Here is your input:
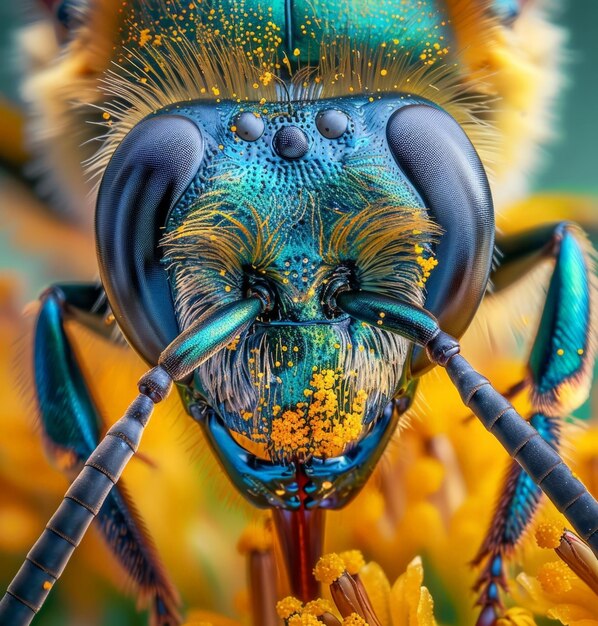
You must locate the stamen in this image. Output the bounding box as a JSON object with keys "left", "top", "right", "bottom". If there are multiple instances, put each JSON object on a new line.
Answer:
{"left": 339, "top": 551, "right": 366, "bottom": 576}
{"left": 304, "top": 599, "right": 334, "bottom": 615}
{"left": 276, "top": 597, "right": 304, "bottom": 620}
{"left": 237, "top": 519, "right": 274, "bottom": 554}
{"left": 535, "top": 524, "right": 598, "bottom": 595}
{"left": 313, "top": 554, "right": 346, "bottom": 586}
{"left": 313, "top": 554, "right": 382, "bottom": 626}
{"left": 535, "top": 522, "right": 563, "bottom": 550}
{"left": 555, "top": 530, "right": 598, "bottom": 595}
{"left": 536, "top": 561, "right": 575, "bottom": 594}
{"left": 238, "top": 520, "right": 278, "bottom": 626}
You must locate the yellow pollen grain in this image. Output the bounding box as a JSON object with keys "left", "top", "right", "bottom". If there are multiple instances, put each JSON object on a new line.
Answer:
{"left": 578, "top": 348, "right": 584, "bottom": 355}
{"left": 230, "top": 125, "right": 237, "bottom": 132}
{"left": 212, "top": 87, "right": 220, "bottom": 96}
{"left": 42, "top": 581, "right": 52, "bottom": 590}
{"left": 557, "top": 348, "right": 565, "bottom": 356}
{"left": 535, "top": 522, "right": 564, "bottom": 549}
{"left": 339, "top": 550, "right": 365, "bottom": 575}
{"left": 102, "top": 112, "right": 111, "bottom": 120}
{"left": 138, "top": 28, "right": 152, "bottom": 47}
{"left": 224, "top": 285, "right": 232, "bottom": 292}
{"left": 537, "top": 560, "right": 575, "bottom": 594}
{"left": 380, "top": 68, "right": 388, "bottom": 76}
{"left": 276, "top": 596, "right": 304, "bottom": 619}
{"left": 260, "top": 71, "right": 274, "bottom": 85}
{"left": 314, "top": 553, "right": 346, "bottom": 585}
{"left": 270, "top": 409, "right": 309, "bottom": 454}
{"left": 293, "top": 48, "right": 301, "bottom": 56}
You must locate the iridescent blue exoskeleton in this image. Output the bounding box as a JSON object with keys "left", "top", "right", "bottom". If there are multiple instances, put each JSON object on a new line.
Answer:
{"left": 1, "top": 0, "right": 597, "bottom": 625}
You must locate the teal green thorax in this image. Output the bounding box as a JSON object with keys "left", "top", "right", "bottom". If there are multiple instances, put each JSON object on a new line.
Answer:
{"left": 118, "top": 0, "right": 454, "bottom": 82}
{"left": 200, "top": 0, "right": 451, "bottom": 65}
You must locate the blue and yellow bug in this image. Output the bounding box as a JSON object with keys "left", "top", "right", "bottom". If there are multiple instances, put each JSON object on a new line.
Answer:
{"left": 1, "top": 0, "right": 597, "bottom": 624}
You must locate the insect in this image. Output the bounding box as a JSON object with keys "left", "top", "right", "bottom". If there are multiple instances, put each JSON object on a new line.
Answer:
{"left": 1, "top": 0, "right": 597, "bottom": 624}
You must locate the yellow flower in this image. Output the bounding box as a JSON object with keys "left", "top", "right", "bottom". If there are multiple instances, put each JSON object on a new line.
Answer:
{"left": 387, "top": 557, "right": 437, "bottom": 626}
{"left": 516, "top": 569, "right": 598, "bottom": 626}
{"left": 496, "top": 607, "right": 537, "bottom": 626}
{"left": 511, "top": 526, "right": 598, "bottom": 625}
{"left": 306, "top": 551, "right": 438, "bottom": 626}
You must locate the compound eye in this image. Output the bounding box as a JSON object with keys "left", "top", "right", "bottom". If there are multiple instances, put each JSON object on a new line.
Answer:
{"left": 316, "top": 109, "right": 349, "bottom": 139}
{"left": 234, "top": 112, "right": 265, "bottom": 142}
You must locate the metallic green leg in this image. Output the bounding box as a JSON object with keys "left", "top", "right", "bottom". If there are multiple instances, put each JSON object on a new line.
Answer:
{"left": 335, "top": 290, "right": 598, "bottom": 557}
{"left": 0, "top": 293, "right": 265, "bottom": 625}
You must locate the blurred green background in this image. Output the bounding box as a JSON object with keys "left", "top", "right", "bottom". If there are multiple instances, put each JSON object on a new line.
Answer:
{"left": 0, "top": 0, "right": 597, "bottom": 296}
{"left": 1, "top": 0, "right": 597, "bottom": 195}
{"left": 533, "top": 0, "right": 598, "bottom": 195}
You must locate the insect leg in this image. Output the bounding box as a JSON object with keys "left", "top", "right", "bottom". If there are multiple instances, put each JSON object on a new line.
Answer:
{"left": 33, "top": 283, "right": 181, "bottom": 625}
{"left": 470, "top": 422, "right": 554, "bottom": 625}
{"left": 470, "top": 221, "right": 596, "bottom": 624}
{"left": 0, "top": 294, "right": 266, "bottom": 625}
{"left": 334, "top": 291, "right": 598, "bottom": 555}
